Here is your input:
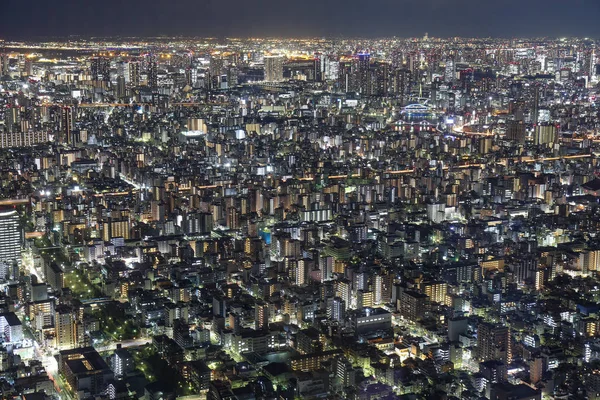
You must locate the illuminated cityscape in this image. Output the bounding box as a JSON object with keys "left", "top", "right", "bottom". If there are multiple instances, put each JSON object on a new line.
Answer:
{"left": 1, "top": 33, "right": 600, "bottom": 400}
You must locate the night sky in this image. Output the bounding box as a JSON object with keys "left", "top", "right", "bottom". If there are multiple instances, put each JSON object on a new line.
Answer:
{"left": 3, "top": 0, "right": 600, "bottom": 39}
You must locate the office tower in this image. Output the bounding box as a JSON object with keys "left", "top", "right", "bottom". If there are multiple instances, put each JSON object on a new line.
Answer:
{"left": 264, "top": 55, "right": 284, "bottom": 82}
{"left": 0, "top": 208, "right": 23, "bottom": 267}
{"left": 129, "top": 61, "right": 140, "bottom": 86}
{"left": 476, "top": 322, "right": 511, "bottom": 363}
{"left": 357, "top": 53, "right": 371, "bottom": 95}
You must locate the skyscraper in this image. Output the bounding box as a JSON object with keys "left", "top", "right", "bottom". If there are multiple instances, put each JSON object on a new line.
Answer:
{"left": 357, "top": 53, "right": 371, "bottom": 95}
{"left": 116, "top": 75, "right": 126, "bottom": 99}
{"left": 61, "top": 107, "right": 73, "bottom": 144}
{"left": 445, "top": 57, "right": 456, "bottom": 83}
{"left": 147, "top": 55, "right": 158, "bottom": 90}
{"left": 129, "top": 61, "right": 141, "bottom": 86}
{"left": 532, "top": 85, "right": 540, "bottom": 125}
{"left": 264, "top": 55, "right": 284, "bottom": 82}
{"left": 338, "top": 59, "right": 355, "bottom": 92}
{"left": 0, "top": 208, "right": 23, "bottom": 266}
{"left": 91, "top": 57, "right": 110, "bottom": 82}
{"left": 372, "top": 61, "right": 389, "bottom": 96}
{"left": 0, "top": 54, "right": 9, "bottom": 76}
{"left": 392, "top": 68, "right": 411, "bottom": 105}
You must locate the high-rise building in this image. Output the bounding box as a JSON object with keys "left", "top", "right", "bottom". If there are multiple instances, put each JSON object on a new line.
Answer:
{"left": 337, "top": 59, "right": 355, "bottom": 92}
{"left": 112, "top": 347, "right": 134, "bottom": 379}
{"left": 476, "top": 322, "right": 511, "bottom": 363}
{"left": 255, "top": 301, "right": 269, "bottom": 331}
{"left": 445, "top": 57, "right": 456, "bottom": 82}
{"left": 128, "top": 61, "right": 140, "bottom": 86}
{"left": 147, "top": 55, "right": 158, "bottom": 89}
{"left": 327, "top": 297, "right": 345, "bottom": 322}
{"left": 0, "top": 54, "right": 9, "bottom": 76}
{"left": 398, "top": 290, "right": 428, "bottom": 321}
{"left": 55, "top": 305, "right": 82, "bottom": 350}
{"left": 392, "top": 68, "right": 411, "bottom": 105}
{"left": 4, "top": 106, "right": 20, "bottom": 133}
{"left": 532, "top": 85, "right": 540, "bottom": 125}
{"left": 264, "top": 55, "right": 284, "bottom": 82}
{"left": 116, "top": 75, "right": 126, "bottom": 99}
{"left": 506, "top": 120, "right": 526, "bottom": 143}
{"left": 357, "top": 53, "right": 371, "bottom": 95}
{"left": 530, "top": 356, "right": 544, "bottom": 385}
{"left": 357, "top": 290, "right": 374, "bottom": 309}
{"left": 372, "top": 61, "right": 389, "bottom": 96}
{"left": 0, "top": 208, "right": 22, "bottom": 266}
{"left": 422, "top": 281, "right": 448, "bottom": 305}
{"left": 91, "top": 57, "right": 110, "bottom": 82}
{"left": 22, "top": 59, "right": 32, "bottom": 76}
{"left": 533, "top": 123, "right": 557, "bottom": 146}
{"left": 61, "top": 107, "right": 73, "bottom": 144}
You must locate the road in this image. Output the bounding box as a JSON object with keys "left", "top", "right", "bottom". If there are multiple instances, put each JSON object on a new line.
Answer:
{"left": 93, "top": 337, "right": 151, "bottom": 353}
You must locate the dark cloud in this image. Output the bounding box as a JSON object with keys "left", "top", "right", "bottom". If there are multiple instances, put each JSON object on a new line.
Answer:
{"left": 2, "top": 0, "right": 600, "bottom": 38}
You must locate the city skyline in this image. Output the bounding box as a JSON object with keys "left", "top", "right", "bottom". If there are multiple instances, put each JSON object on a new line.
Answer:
{"left": 1, "top": 27, "right": 600, "bottom": 400}
{"left": 3, "top": 0, "right": 600, "bottom": 39}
